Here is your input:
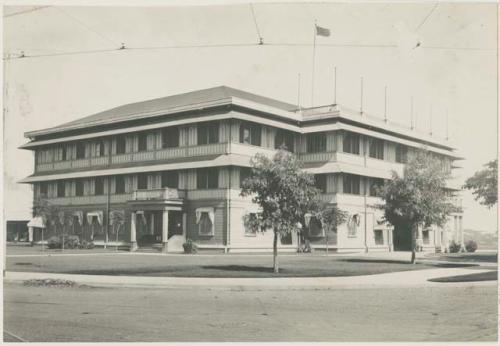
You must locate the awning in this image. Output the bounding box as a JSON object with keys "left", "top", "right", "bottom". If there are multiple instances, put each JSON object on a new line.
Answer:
{"left": 86, "top": 211, "right": 103, "bottom": 226}
{"left": 27, "top": 216, "right": 45, "bottom": 228}
{"left": 196, "top": 207, "right": 215, "bottom": 224}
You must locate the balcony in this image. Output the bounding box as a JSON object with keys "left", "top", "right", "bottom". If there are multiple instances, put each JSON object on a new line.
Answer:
{"left": 132, "top": 188, "right": 186, "bottom": 201}
{"left": 43, "top": 194, "right": 131, "bottom": 206}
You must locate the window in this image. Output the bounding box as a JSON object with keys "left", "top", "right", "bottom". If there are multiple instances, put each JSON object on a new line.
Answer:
{"left": 343, "top": 132, "right": 360, "bottom": 155}
{"left": 57, "top": 181, "right": 66, "bottom": 197}
{"left": 75, "top": 180, "right": 84, "bottom": 196}
{"left": 137, "top": 174, "right": 148, "bottom": 190}
{"left": 395, "top": 144, "right": 408, "bottom": 163}
{"left": 314, "top": 174, "right": 327, "bottom": 193}
{"left": 244, "top": 213, "right": 258, "bottom": 236}
{"left": 369, "top": 178, "right": 384, "bottom": 196}
{"left": 161, "top": 171, "right": 179, "bottom": 188}
{"left": 197, "top": 122, "right": 219, "bottom": 145}
{"left": 116, "top": 136, "right": 126, "bottom": 154}
{"left": 39, "top": 182, "right": 48, "bottom": 196}
{"left": 199, "top": 212, "right": 214, "bottom": 236}
{"left": 95, "top": 140, "right": 105, "bottom": 157}
{"left": 309, "top": 217, "right": 324, "bottom": 237}
{"left": 343, "top": 174, "right": 360, "bottom": 195}
{"left": 76, "top": 143, "right": 86, "bottom": 159}
{"left": 197, "top": 168, "right": 219, "bottom": 189}
{"left": 369, "top": 138, "right": 384, "bottom": 159}
{"left": 115, "top": 176, "right": 125, "bottom": 194}
{"left": 422, "top": 230, "right": 430, "bottom": 245}
{"left": 240, "top": 167, "right": 252, "bottom": 188}
{"left": 162, "top": 127, "right": 179, "bottom": 148}
{"left": 94, "top": 177, "right": 104, "bottom": 195}
{"left": 239, "top": 122, "right": 261, "bottom": 146}
{"left": 306, "top": 133, "right": 326, "bottom": 153}
{"left": 275, "top": 129, "right": 295, "bottom": 152}
{"left": 60, "top": 146, "right": 69, "bottom": 161}
{"left": 138, "top": 133, "right": 148, "bottom": 152}
{"left": 374, "top": 229, "right": 384, "bottom": 245}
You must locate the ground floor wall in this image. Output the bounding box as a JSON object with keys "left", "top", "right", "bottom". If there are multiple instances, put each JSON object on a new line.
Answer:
{"left": 30, "top": 196, "right": 463, "bottom": 254}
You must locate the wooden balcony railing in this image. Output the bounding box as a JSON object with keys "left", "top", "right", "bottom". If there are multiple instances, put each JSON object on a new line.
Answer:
{"left": 132, "top": 188, "right": 185, "bottom": 200}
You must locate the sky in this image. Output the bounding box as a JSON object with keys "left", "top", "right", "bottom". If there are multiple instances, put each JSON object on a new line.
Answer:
{"left": 3, "top": 1, "right": 498, "bottom": 232}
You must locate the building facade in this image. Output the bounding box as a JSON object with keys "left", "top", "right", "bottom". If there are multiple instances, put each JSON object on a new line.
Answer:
{"left": 20, "top": 86, "right": 464, "bottom": 253}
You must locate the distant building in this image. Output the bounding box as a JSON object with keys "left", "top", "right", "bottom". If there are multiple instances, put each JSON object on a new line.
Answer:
{"left": 20, "top": 86, "right": 464, "bottom": 253}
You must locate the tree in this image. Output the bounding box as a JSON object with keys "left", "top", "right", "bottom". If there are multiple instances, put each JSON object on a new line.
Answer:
{"left": 463, "top": 159, "right": 497, "bottom": 208}
{"left": 240, "top": 150, "right": 320, "bottom": 273}
{"left": 377, "top": 150, "right": 458, "bottom": 264}
{"left": 313, "top": 203, "right": 348, "bottom": 254}
{"left": 110, "top": 210, "right": 125, "bottom": 251}
{"left": 32, "top": 197, "right": 59, "bottom": 249}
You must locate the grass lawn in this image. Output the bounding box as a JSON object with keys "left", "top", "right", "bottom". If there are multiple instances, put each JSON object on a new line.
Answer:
{"left": 6, "top": 245, "right": 482, "bottom": 278}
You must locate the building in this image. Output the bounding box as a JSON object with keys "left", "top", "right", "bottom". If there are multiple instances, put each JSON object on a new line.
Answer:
{"left": 20, "top": 86, "right": 464, "bottom": 253}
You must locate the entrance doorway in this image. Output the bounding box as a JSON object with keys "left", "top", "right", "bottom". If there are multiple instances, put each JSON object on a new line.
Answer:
{"left": 137, "top": 211, "right": 164, "bottom": 247}
{"left": 168, "top": 211, "right": 183, "bottom": 239}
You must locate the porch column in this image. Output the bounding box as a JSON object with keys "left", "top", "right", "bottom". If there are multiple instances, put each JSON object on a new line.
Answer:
{"left": 28, "top": 227, "right": 34, "bottom": 246}
{"left": 417, "top": 225, "right": 423, "bottom": 251}
{"left": 182, "top": 212, "right": 187, "bottom": 237}
{"left": 130, "top": 211, "right": 138, "bottom": 252}
{"left": 162, "top": 210, "right": 169, "bottom": 253}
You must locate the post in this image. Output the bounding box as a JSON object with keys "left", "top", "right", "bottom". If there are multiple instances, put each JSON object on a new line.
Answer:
{"left": 360, "top": 76, "right": 364, "bottom": 114}
{"left": 297, "top": 73, "right": 301, "bottom": 110}
{"left": 384, "top": 86, "right": 388, "bottom": 122}
{"left": 130, "top": 211, "right": 137, "bottom": 252}
{"left": 311, "top": 20, "right": 317, "bottom": 107}
{"left": 410, "top": 96, "right": 414, "bottom": 130}
{"left": 28, "top": 227, "right": 34, "bottom": 246}
{"left": 162, "top": 210, "right": 169, "bottom": 253}
{"left": 333, "top": 66, "right": 337, "bottom": 105}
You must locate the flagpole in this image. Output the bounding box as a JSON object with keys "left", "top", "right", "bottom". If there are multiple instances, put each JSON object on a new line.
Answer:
{"left": 297, "top": 73, "right": 302, "bottom": 111}
{"left": 311, "top": 20, "right": 317, "bottom": 107}
{"left": 334, "top": 66, "right": 337, "bottom": 105}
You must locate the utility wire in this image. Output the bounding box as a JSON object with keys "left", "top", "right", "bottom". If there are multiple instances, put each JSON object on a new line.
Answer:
{"left": 4, "top": 6, "right": 51, "bottom": 18}
{"left": 54, "top": 7, "right": 119, "bottom": 47}
{"left": 415, "top": 2, "right": 439, "bottom": 33}
{"left": 250, "top": 3, "right": 264, "bottom": 45}
{"left": 4, "top": 41, "right": 495, "bottom": 61}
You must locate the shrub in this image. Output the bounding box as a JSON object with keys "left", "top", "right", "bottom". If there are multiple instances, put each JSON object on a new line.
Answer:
{"left": 64, "top": 235, "right": 80, "bottom": 249}
{"left": 448, "top": 240, "right": 462, "bottom": 253}
{"left": 465, "top": 240, "right": 478, "bottom": 253}
{"left": 47, "top": 236, "right": 62, "bottom": 249}
{"left": 79, "top": 240, "right": 95, "bottom": 250}
{"left": 183, "top": 239, "right": 198, "bottom": 254}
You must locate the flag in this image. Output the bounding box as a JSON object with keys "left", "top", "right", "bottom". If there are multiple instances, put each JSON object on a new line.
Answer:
{"left": 315, "top": 25, "right": 330, "bottom": 37}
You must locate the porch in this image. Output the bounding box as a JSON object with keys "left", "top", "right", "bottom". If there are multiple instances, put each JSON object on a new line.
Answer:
{"left": 128, "top": 188, "right": 187, "bottom": 253}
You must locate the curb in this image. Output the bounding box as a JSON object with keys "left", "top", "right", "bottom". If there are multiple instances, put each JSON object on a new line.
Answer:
{"left": 4, "top": 268, "right": 496, "bottom": 290}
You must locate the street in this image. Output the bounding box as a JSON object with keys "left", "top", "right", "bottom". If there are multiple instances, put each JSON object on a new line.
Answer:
{"left": 3, "top": 282, "right": 497, "bottom": 342}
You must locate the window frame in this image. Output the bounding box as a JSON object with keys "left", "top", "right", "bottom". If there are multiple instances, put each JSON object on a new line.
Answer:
{"left": 57, "top": 181, "right": 66, "bottom": 197}
{"left": 137, "top": 133, "right": 148, "bottom": 152}
{"left": 161, "top": 127, "right": 180, "bottom": 148}
{"left": 239, "top": 122, "right": 262, "bottom": 146}
{"left": 275, "top": 129, "right": 295, "bottom": 152}
{"left": 198, "top": 212, "right": 214, "bottom": 236}
{"left": 94, "top": 177, "right": 105, "bottom": 195}
{"left": 314, "top": 174, "right": 327, "bottom": 193}
{"left": 343, "top": 174, "right": 361, "bottom": 195}
{"left": 115, "top": 176, "right": 126, "bottom": 194}
{"left": 116, "top": 136, "right": 127, "bottom": 154}
{"left": 395, "top": 144, "right": 408, "bottom": 163}
{"left": 137, "top": 174, "right": 148, "bottom": 190}
{"left": 161, "top": 171, "right": 179, "bottom": 189}
{"left": 306, "top": 133, "right": 327, "bottom": 153}
{"left": 76, "top": 143, "right": 86, "bottom": 160}
{"left": 342, "top": 132, "right": 360, "bottom": 155}
{"left": 197, "top": 168, "right": 219, "bottom": 189}
{"left": 368, "top": 137, "right": 384, "bottom": 160}
{"left": 75, "top": 180, "right": 84, "bottom": 196}
{"left": 197, "top": 122, "right": 219, "bottom": 145}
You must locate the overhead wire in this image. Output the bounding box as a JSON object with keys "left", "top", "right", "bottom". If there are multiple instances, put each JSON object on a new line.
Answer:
{"left": 4, "top": 6, "right": 51, "bottom": 18}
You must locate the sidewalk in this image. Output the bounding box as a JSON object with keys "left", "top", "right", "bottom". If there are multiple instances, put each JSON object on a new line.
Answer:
{"left": 4, "top": 267, "right": 496, "bottom": 290}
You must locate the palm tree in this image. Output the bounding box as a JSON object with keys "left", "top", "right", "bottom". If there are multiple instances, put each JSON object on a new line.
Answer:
{"left": 109, "top": 210, "right": 125, "bottom": 251}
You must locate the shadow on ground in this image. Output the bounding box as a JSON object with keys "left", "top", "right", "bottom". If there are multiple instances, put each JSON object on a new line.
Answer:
{"left": 340, "top": 258, "right": 479, "bottom": 268}
{"left": 428, "top": 270, "right": 497, "bottom": 283}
